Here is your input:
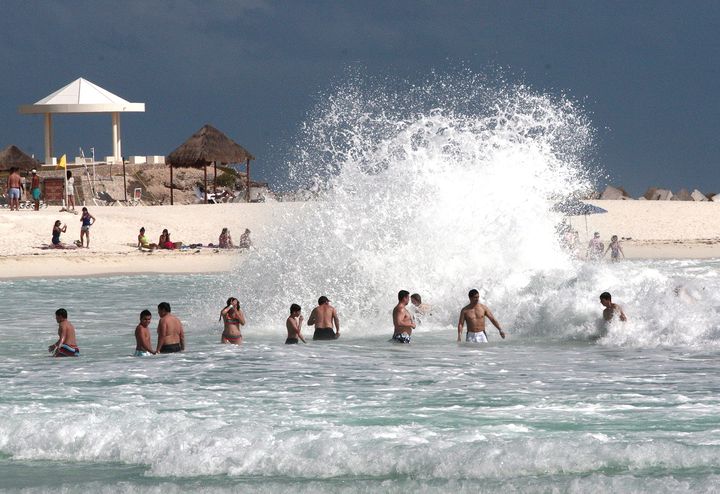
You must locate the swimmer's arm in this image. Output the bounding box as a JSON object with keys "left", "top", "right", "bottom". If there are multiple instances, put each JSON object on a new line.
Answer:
{"left": 307, "top": 308, "right": 317, "bottom": 326}
{"left": 457, "top": 311, "right": 465, "bottom": 342}
{"left": 618, "top": 306, "right": 627, "bottom": 322}
{"left": 179, "top": 325, "right": 185, "bottom": 351}
{"left": 49, "top": 325, "right": 67, "bottom": 353}
{"left": 155, "top": 321, "right": 166, "bottom": 353}
{"left": 485, "top": 308, "right": 505, "bottom": 339}
{"left": 237, "top": 308, "right": 246, "bottom": 326}
{"left": 332, "top": 309, "right": 340, "bottom": 336}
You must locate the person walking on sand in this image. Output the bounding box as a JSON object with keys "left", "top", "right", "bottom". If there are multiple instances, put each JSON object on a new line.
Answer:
{"left": 79, "top": 207, "right": 96, "bottom": 248}
{"left": 457, "top": 289, "right": 505, "bottom": 343}
{"left": 599, "top": 292, "right": 627, "bottom": 322}
{"left": 392, "top": 290, "right": 416, "bottom": 344}
{"left": 155, "top": 302, "right": 185, "bottom": 353}
{"left": 30, "top": 169, "right": 41, "bottom": 210}
{"left": 604, "top": 235, "right": 625, "bottom": 262}
{"left": 286, "top": 304, "right": 306, "bottom": 344}
{"left": 134, "top": 309, "right": 156, "bottom": 356}
{"left": 48, "top": 308, "right": 79, "bottom": 357}
{"left": 308, "top": 296, "right": 340, "bottom": 340}
{"left": 6, "top": 167, "right": 22, "bottom": 211}
{"left": 220, "top": 297, "right": 245, "bottom": 344}
{"left": 586, "top": 232, "right": 604, "bottom": 260}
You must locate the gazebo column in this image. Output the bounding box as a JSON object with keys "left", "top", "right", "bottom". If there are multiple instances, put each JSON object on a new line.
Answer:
{"left": 111, "top": 112, "right": 122, "bottom": 162}
{"left": 204, "top": 166, "right": 208, "bottom": 204}
{"left": 44, "top": 113, "right": 53, "bottom": 164}
{"left": 170, "top": 165, "right": 174, "bottom": 205}
{"left": 246, "top": 158, "right": 251, "bottom": 202}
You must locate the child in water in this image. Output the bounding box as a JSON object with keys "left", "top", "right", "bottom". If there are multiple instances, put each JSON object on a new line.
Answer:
{"left": 285, "top": 304, "right": 306, "bottom": 344}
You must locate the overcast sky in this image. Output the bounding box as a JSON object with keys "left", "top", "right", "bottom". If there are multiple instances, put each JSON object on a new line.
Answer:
{"left": 1, "top": 1, "right": 718, "bottom": 195}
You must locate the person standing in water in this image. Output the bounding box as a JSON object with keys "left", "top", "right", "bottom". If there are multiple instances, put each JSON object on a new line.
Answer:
{"left": 599, "top": 292, "right": 627, "bottom": 321}
{"left": 457, "top": 289, "right": 505, "bottom": 343}
{"left": 156, "top": 302, "right": 185, "bottom": 353}
{"left": 285, "top": 304, "right": 306, "bottom": 344}
{"left": 392, "top": 290, "right": 416, "bottom": 343}
{"left": 134, "top": 309, "right": 156, "bottom": 356}
{"left": 220, "top": 297, "right": 245, "bottom": 344}
{"left": 49, "top": 308, "right": 79, "bottom": 357}
{"left": 308, "top": 296, "right": 340, "bottom": 340}
{"left": 604, "top": 235, "right": 625, "bottom": 262}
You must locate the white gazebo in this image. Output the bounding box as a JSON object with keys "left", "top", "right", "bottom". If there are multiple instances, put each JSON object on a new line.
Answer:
{"left": 18, "top": 77, "right": 145, "bottom": 164}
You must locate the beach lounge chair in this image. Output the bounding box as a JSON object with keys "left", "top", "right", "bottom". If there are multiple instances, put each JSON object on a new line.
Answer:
{"left": 97, "top": 190, "right": 123, "bottom": 206}
{"left": 193, "top": 185, "right": 217, "bottom": 204}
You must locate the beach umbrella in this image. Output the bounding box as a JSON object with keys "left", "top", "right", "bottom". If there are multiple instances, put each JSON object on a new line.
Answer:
{"left": 551, "top": 199, "right": 608, "bottom": 234}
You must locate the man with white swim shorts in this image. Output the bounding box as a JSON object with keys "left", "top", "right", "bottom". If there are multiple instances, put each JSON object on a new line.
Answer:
{"left": 457, "top": 289, "right": 506, "bottom": 343}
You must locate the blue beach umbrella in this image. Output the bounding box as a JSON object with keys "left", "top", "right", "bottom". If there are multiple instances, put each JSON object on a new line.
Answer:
{"left": 551, "top": 199, "right": 608, "bottom": 234}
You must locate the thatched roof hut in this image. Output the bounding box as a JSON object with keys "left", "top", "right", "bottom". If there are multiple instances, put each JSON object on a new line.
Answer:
{"left": 166, "top": 124, "right": 255, "bottom": 204}
{"left": 0, "top": 145, "right": 40, "bottom": 172}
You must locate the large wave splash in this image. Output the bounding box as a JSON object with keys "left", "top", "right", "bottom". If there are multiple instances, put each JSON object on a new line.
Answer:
{"left": 225, "top": 72, "right": 598, "bottom": 334}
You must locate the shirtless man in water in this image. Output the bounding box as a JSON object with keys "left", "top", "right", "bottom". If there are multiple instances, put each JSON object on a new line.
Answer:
{"left": 49, "top": 308, "right": 79, "bottom": 357}
{"left": 156, "top": 302, "right": 185, "bottom": 353}
{"left": 457, "top": 289, "right": 505, "bottom": 343}
{"left": 307, "top": 296, "right": 340, "bottom": 340}
{"left": 392, "top": 290, "right": 416, "bottom": 343}
{"left": 599, "top": 292, "right": 627, "bottom": 322}
{"left": 134, "top": 310, "right": 156, "bottom": 356}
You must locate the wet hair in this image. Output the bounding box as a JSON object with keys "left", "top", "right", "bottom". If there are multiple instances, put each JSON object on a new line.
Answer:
{"left": 600, "top": 292, "right": 612, "bottom": 301}
{"left": 140, "top": 309, "right": 151, "bottom": 318}
{"left": 318, "top": 296, "right": 329, "bottom": 305}
{"left": 290, "top": 303, "right": 301, "bottom": 313}
{"left": 398, "top": 290, "right": 410, "bottom": 301}
{"left": 55, "top": 308, "right": 67, "bottom": 318}
{"left": 411, "top": 293, "right": 422, "bottom": 303}
{"left": 468, "top": 289, "right": 479, "bottom": 298}
{"left": 226, "top": 297, "right": 237, "bottom": 307}
{"left": 158, "top": 302, "right": 171, "bottom": 313}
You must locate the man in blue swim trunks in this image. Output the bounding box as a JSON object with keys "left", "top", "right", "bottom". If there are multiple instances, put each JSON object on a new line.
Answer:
{"left": 392, "top": 290, "right": 416, "bottom": 343}
{"left": 48, "top": 308, "right": 80, "bottom": 357}
{"left": 30, "top": 169, "right": 41, "bottom": 210}
{"left": 457, "top": 289, "right": 505, "bottom": 343}
{"left": 6, "top": 167, "right": 22, "bottom": 211}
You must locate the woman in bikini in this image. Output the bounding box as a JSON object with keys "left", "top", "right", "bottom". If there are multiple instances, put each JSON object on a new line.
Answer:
{"left": 220, "top": 297, "right": 245, "bottom": 344}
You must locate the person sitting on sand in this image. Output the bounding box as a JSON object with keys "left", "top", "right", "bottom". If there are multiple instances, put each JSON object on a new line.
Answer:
{"left": 158, "top": 229, "right": 176, "bottom": 250}
{"left": 48, "top": 308, "right": 79, "bottom": 357}
{"left": 286, "top": 304, "right": 306, "bottom": 344}
{"left": 604, "top": 235, "right": 625, "bottom": 262}
{"left": 134, "top": 309, "right": 156, "bottom": 356}
{"left": 219, "top": 228, "right": 234, "bottom": 248}
{"left": 137, "top": 227, "right": 157, "bottom": 250}
{"left": 599, "top": 292, "right": 627, "bottom": 322}
{"left": 51, "top": 220, "right": 75, "bottom": 249}
{"left": 220, "top": 297, "right": 245, "bottom": 344}
{"left": 79, "top": 207, "right": 96, "bottom": 248}
{"left": 238, "top": 228, "right": 252, "bottom": 249}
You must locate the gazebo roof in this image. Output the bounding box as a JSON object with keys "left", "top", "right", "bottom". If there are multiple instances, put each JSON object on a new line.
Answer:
{"left": 0, "top": 145, "right": 40, "bottom": 172}
{"left": 18, "top": 77, "right": 145, "bottom": 114}
{"left": 166, "top": 124, "right": 255, "bottom": 167}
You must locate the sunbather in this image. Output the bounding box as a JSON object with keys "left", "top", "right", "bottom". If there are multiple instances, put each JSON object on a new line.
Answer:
{"left": 51, "top": 220, "right": 76, "bottom": 249}
{"left": 219, "top": 228, "right": 234, "bottom": 248}
{"left": 137, "top": 227, "right": 157, "bottom": 250}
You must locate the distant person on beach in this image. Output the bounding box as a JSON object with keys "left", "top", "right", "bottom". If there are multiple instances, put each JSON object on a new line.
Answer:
{"left": 392, "top": 290, "right": 415, "bottom": 343}
{"left": 158, "top": 229, "right": 176, "bottom": 249}
{"left": 220, "top": 297, "right": 245, "bottom": 344}
{"left": 285, "top": 304, "right": 306, "bottom": 344}
{"left": 79, "top": 207, "right": 96, "bottom": 248}
{"left": 308, "top": 296, "right": 340, "bottom": 340}
{"left": 219, "top": 228, "right": 234, "bottom": 248}
{"left": 604, "top": 235, "right": 625, "bottom": 261}
{"left": 134, "top": 309, "right": 156, "bottom": 356}
{"left": 6, "top": 167, "right": 22, "bottom": 211}
{"left": 599, "top": 292, "right": 627, "bottom": 322}
{"left": 457, "top": 289, "right": 505, "bottom": 343}
{"left": 238, "top": 229, "right": 252, "bottom": 249}
{"left": 65, "top": 170, "right": 75, "bottom": 211}
{"left": 30, "top": 169, "right": 41, "bottom": 210}
{"left": 409, "top": 293, "right": 433, "bottom": 325}
{"left": 156, "top": 302, "right": 185, "bottom": 353}
{"left": 586, "top": 232, "right": 604, "bottom": 260}
{"left": 48, "top": 308, "right": 79, "bottom": 357}
{"left": 51, "top": 220, "right": 75, "bottom": 249}
{"left": 137, "top": 227, "right": 157, "bottom": 250}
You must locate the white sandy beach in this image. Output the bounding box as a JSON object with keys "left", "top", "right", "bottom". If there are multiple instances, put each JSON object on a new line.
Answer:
{"left": 0, "top": 200, "right": 719, "bottom": 279}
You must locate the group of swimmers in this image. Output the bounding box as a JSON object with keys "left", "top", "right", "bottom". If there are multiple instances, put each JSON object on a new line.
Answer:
{"left": 47, "top": 290, "right": 628, "bottom": 357}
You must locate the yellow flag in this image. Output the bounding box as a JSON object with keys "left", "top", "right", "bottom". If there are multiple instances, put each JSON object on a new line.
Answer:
{"left": 57, "top": 154, "right": 66, "bottom": 169}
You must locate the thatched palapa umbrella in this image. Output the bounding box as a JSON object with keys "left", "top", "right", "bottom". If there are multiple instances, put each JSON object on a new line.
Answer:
{"left": 166, "top": 124, "right": 255, "bottom": 205}
{"left": 0, "top": 145, "right": 40, "bottom": 172}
